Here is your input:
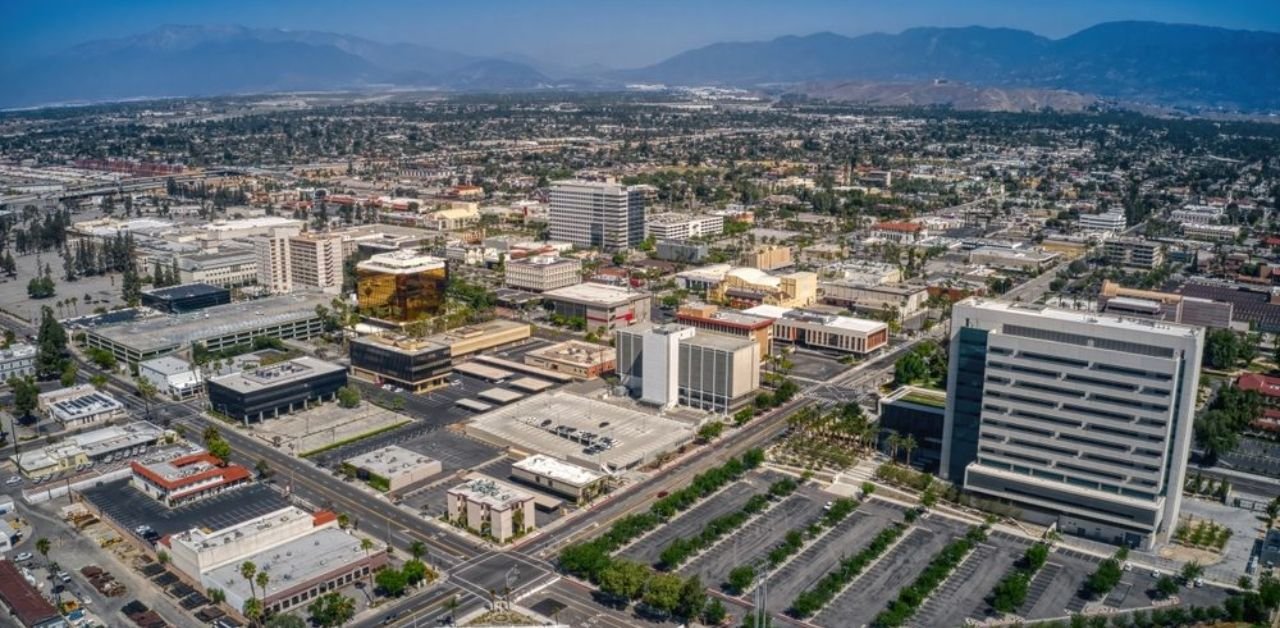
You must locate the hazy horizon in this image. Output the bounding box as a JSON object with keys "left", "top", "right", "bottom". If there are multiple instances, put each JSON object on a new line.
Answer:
{"left": 3, "top": 0, "right": 1279, "bottom": 70}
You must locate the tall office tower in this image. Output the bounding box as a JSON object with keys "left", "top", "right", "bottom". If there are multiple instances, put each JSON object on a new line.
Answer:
{"left": 942, "top": 299, "right": 1203, "bottom": 550}
{"left": 288, "top": 232, "right": 345, "bottom": 294}
{"left": 615, "top": 323, "right": 761, "bottom": 412}
{"left": 355, "top": 250, "right": 448, "bottom": 322}
{"left": 251, "top": 224, "right": 301, "bottom": 294}
{"left": 548, "top": 180, "right": 646, "bottom": 251}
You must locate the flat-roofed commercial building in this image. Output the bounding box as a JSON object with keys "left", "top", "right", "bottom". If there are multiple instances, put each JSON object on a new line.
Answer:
{"left": 11, "top": 421, "right": 164, "bottom": 477}
{"left": 676, "top": 303, "right": 773, "bottom": 359}
{"left": 130, "top": 451, "right": 252, "bottom": 508}
{"left": 167, "top": 506, "right": 331, "bottom": 583}
{"left": 542, "top": 283, "right": 652, "bottom": 331}
{"left": 655, "top": 240, "right": 710, "bottom": 263}
{"left": 139, "top": 356, "right": 204, "bottom": 400}
{"left": 615, "top": 323, "right": 761, "bottom": 412}
{"left": 447, "top": 478, "right": 537, "bottom": 543}
{"left": 968, "top": 247, "right": 1061, "bottom": 273}
{"left": 743, "top": 304, "right": 888, "bottom": 355}
{"left": 342, "top": 445, "right": 442, "bottom": 492}
{"left": 140, "top": 283, "right": 231, "bottom": 313}
{"left": 820, "top": 280, "right": 929, "bottom": 321}
{"left": 1079, "top": 211, "right": 1127, "bottom": 233}
{"left": 349, "top": 335, "right": 451, "bottom": 392}
{"left": 356, "top": 250, "right": 448, "bottom": 322}
{"left": 207, "top": 357, "right": 347, "bottom": 424}
{"left": 203, "top": 524, "right": 384, "bottom": 617}
{"left": 38, "top": 385, "right": 126, "bottom": 429}
{"left": 511, "top": 454, "right": 605, "bottom": 504}
{"left": 83, "top": 293, "right": 330, "bottom": 365}
{"left": 1098, "top": 281, "right": 1232, "bottom": 329}
{"left": 504, "top": 255, "right": 582, "bottom": 292}
{"left": 177, "top": 249, "right": 258, "bottom": 288}
{"left": 942, "top": 299, "right": 1204, "bottom": 550}
{"left": 1103, "top": 238, "right": 1164, "bottom": 270}
{"left": 523, "top": 340, "right": 616, "bottom": 379}
{"left": 683, "top": 266, "right": 816, "bottom": 309}
{"left": 548, "top": 180, "right": 646, "bottom": 251}
{"left": 427, "top": 319, "right": 532, "bottom": 358}
{"left": 0, "top": 343, "right": 35, "bottom": 381}
{"left": 645, "top": 213, "right": 724, "bottom": 240}
{"left": 742, "top": 244, "right": 792, "bottom": 270}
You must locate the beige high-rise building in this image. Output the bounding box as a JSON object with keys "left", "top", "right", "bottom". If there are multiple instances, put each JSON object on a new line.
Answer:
{"left": 288, "top": 233, "right": 344, "bottom": 294}
{"left": 252, "top": 225, "right": 300, "bottom": 295}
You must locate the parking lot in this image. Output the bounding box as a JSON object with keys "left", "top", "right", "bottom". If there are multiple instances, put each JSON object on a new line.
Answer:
{"left": 914, "top": 530, "right": 1029, "bottom": 627}
{"left": 761, "top": 499, "right": 906, "bottom": 610}
{"left": 81, "top": 479, "right": 290, "bottom": 538}
{"left": 782, "top": 348, "right": 851, "bottom": 383}
{"left": 678, "top": 485, "right": 828, "bottom": 587}
{"left": 814, "top": 514, "right": 971, "bottom": 627}
{"left": 618, "top": 472, "right": 783, "bottom": 567}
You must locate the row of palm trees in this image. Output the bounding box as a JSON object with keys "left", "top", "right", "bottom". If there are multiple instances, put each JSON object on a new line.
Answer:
{"left": 783, "top": 403, "right": 920, "bottom": 466}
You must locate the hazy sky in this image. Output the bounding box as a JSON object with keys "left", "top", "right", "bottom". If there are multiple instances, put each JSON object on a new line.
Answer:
{"left": 3, "top": 0, "right": 1278, "bottom": 68}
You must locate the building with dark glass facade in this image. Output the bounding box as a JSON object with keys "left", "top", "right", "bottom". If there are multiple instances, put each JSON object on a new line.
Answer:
{"left": 207, "top": 357, "right": 347, "bottom": 424}
{"left": 349, "top": 335, "right": 452, "bottom": 393}
{"left": 356, "top": 250, "right": 448, "bottom": 323}
{"left": 141, "top": 282, "right": 231, "bottom": 314}
{"left": 877, "top": 386, "right": 946, "bottom": 474}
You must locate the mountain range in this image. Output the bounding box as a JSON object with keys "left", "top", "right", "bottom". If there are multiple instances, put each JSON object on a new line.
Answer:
{"left": 3, "top": 21, "right": 1278, "bottom": 111}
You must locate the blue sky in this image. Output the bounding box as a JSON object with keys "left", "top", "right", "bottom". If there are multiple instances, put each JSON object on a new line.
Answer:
{"left": 2, "top": 0, "right": 1277, "bottom": 68}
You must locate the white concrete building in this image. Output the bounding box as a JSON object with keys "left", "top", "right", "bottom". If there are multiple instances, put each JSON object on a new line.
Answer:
{"left": 343, "top": 445, "right": 442, "bottom": 492}
{"left": 644, "top": 213, "right": 724, "bottom": 241}
{"left": 640, "top": 324, "right": 695, "bottom": 408}
{"left": 38, "top": 385, "right": 126, "bottom": 429}
{"left": 0, "top": 343, "right": 36, "bottom": 381}
{"left": 446, "top": 478, "right": 536, "bottom": 543}
{"left": 139, "top": 356, "right": 203, "bottom": 400}
{"left": 1078, "top": 211, "right": 1127, "bottom": 233}
{"left": 548, "top": 180, "right": 646, "bottom": 251}
{"left": 252, "top": 224, "right": 302, "bottom": 294}
{"left": 504, "top": 255, "right": 583, "bottom": 292}
{"left": 511, "top": 454, "right": 605, "bottom": 503}
{"left": 615, "top": 323, "right": 761, "bottom": 413}
{"left": 942, "top": 299, "right": 1204, "bottom": 550}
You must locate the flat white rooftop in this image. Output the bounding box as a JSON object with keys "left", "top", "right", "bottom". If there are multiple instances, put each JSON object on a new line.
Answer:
{"left": 344, "top": 445, "right": 439, "bottom": 479}
{"left": 963, "top": 298, "right": 1200, "bottom": 337}
{"left": 542, "top": 282, "right": 648, "bottom": 306}
{"left": 513, "top": 454, "right": 601, "bottom": 487}
{"left": 357, "top": 249, "right": 446, "bottom": 273}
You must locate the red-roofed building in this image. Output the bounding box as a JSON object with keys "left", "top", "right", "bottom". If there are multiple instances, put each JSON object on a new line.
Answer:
{"left": 1236, "top": 373, "right": 1280, "bottom": 433}
{"left": 871, "top": 221, "right": 927, "bottom": 243}
{"left": 0, "top": 560, "right": 63, "bottom": 628}
{"left": 130, "top": 452, "right": 251, "bottom": 508}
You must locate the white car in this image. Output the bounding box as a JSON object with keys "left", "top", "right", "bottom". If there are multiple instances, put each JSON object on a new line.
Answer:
{"left": 15, "top": 552, "right": 32, "bottom": 562}
{"left": 5, "top": 476, "right": 21, "bottom": 485}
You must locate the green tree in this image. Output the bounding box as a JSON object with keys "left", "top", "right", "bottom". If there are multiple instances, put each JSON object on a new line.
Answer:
{"left": 307, "top": 592, "right": 355, "bottom": 627}
{"left": 409, "top": 540, "right": 427, "bottom": 562}
{"left": 703, "top": 597, "right": 728, "bottom": 626}
{"left": 375, "top": 567, "right": 408, "bottom": 597}
{"left": 697, "top": 421, "right": 725, "bottom": 442}
{"left": 242, "top": 598, "right": 263, "bottom": 627}
{"left": 208, "top": 587, "right": 226, "bottom": 605}
{"left": 598, "top": 559, "right": 649, "bottom": 601}
{"left": 676, "top": 575, "right": 707, "bottom": 621}
{"left": 122, "top": 262, "right": 142, "bottom": 307}
{"left": 726, "top": 565, "right": 756, "bottom": 595}
{"left": 1204, "top": 329, "right": 1240, "bottom": 370}
{"left": 402, "top": 559, "right": 428, "bottom": 586}
{"left": 1181, "top": 561, "right": 1204, "bottom": 583}
{"left": 336, "top": 385, "right": 361, "bottom": 408}
{"left": 8, "top": 376, "right": 39, "bottom": 419}
{"left": 60, "top": 362, "right": 78, "bottom": 387}
{"left": 264, "top": 615, "right": 306, "bottom": 628}
{"left": 643, "top": 572, "right": 684, "bottom": 616}
{"left": 207, "top": 436, "right": 232, "bottom": 465}
{"left": 35, "top": 537, "right": 51, "bottom": 562}
{"left": 1085, "top": 559, "right": 1123, "bottom": 598}
{"left": 1155, "top": 575, "right": 1180, "bottom": 598}
{"left": 35, "top": 306, "right": 67, "bottom": 380}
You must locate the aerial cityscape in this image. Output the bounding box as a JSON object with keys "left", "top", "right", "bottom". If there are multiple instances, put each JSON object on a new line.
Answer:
{"left": 1, "top": 2, "right": 1280, "bottom": 628}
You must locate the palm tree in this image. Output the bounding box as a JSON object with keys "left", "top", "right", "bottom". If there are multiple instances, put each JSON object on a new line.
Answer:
{"left": 243, "top": 598, "right": 263, "bottom": 627}
{"left": 240, "top": 561, "right": 258, "bottom": 605}
{"left": 886, "top": 431, "right": 902, "bottom": 462}
{"left": 410, "top": 540, "right": 427, "bottom": 562}
{"left": 255, "top": 571, "right": 270, "bottom": 609}
{"left": 360, "top": 538, "right": 375, "bottom": 588}
{"left": 203, "top": 425, "right": 221, "bottom": 444}
{"left": 208, "top": 587, "right": 226, "bottom": 606}
{"left": 35, "top": 537, "right": 51, "bottom": 563}
{"left": 901, "top": 435, "right": 918, "bottom": 468}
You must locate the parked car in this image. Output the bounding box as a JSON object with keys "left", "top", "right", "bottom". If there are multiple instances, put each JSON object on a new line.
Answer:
{"left": 5, "top": 476, "right": 22, "bottom": 485}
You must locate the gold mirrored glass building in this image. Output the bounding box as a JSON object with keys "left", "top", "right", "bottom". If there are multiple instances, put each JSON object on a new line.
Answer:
{"left": 356, "top": 250, "right": 448, "bottom": 322}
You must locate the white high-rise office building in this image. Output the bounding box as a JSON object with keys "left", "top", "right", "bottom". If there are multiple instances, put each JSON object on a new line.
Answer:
{"left": 251, "top": 224, "right": 301, "bottom": 294}
{"left": 288, "top": 233, "right": 344, "bottom": 294}
{"left": 639, "top": 324, "right": 696, "bottom": 408}
{"left": 943, "top": 299, "right": 1203, "bottom": 550}
{"left": 549, "top": 180, "right": 646, "bottom": 251}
